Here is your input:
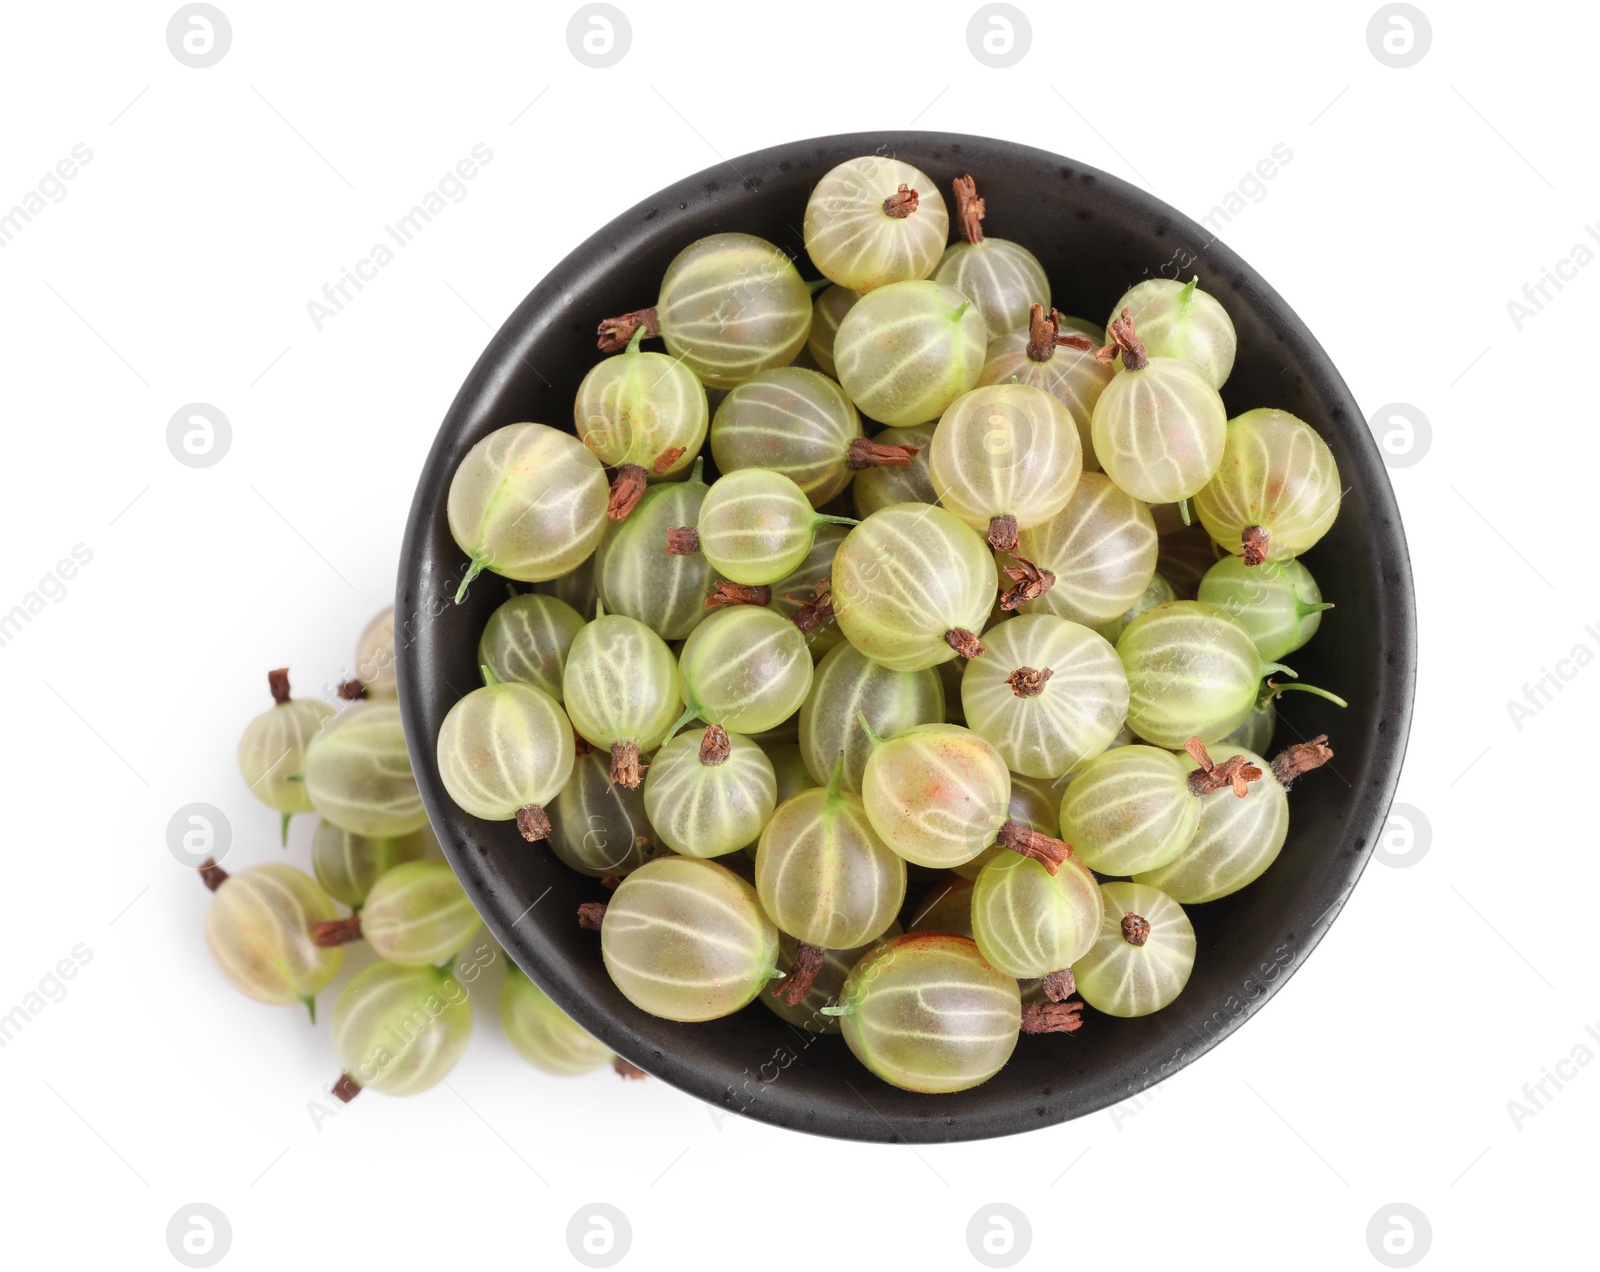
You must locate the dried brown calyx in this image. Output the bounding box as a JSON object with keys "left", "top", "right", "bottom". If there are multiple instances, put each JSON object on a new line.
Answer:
{"left": 882, "top": 183, "right": 919, "bottom": 218}
{"left": 600, "top": 875, "right": 623, "bottom": 892}
{"left": 607, "top": 465, "right": 649, "bottom": 521}
{"left": 952, "top": 173, "right": 985, "bottom": 244}
{"left": 1184, "top": 737, "right": 1264, "bottom": 798}
{"left": 574, "top": 730, "right": 594, "bottom": 759}
{"left": 665, "top": 526, "right": 700, "bottom": 556}
{"left": 706, "top": 581, "right": 771, "bottom": 609}
{"left": 268, "top": 667, "right": 292, "bottom": 705}
{"left": 999, "top": 556, "right": 1056, "bottom": 610}
{"left": 612, "top": 1057, "right": 648, "bottom": 1080}
{"left": 699, "top": 724, "right": 731, "bottom": 765}
{"left": 652, "top": 446, "right": 686, "bottom": 476}
{"left": 609, "top": 741, "right": 645, "bottom": 789}
{"left": 997, "top": 820, "right": 1070, "bottom": 874}
{"left": 332, "top": 1072, "right": 362, "bottom": 1103}
{"left": 1041, "top": 968, "right": 1077, "bottom": 1003}
{"left": 1021, "top": 1000, "right": 1084, "bottom": 1034}
{"left": 846, "top": 436, "right": 919, "bottom": 470}
{"left": 198, "top": 857, "right": 229, "bottom": 892}
{"left": 1241, "top": 525, "right": 1271, "bottom": 567}
{"left": 1025, "top": 303, "right": 1097, "bottom": 363}
{"left": 1097, "top": 308, "right": 1150, "bottom": 371}
{"left": 1121, "top": 912, "right": 1151, "bottom": 946}
{"left": 987, "top": 513, "right": 1020, "bottom": 553}
{"left": 1271, "top": 734, "right": 1334, "bottom": 787}
{"left": 596, "top": 306, "right": 659, "bottom": 353}
{"left": 337, "top": 678, "right": 367, "bottom": 701}
{"left": 772, "top": 942, "right": 825, "bottom": 1006}
{"left": 789, "top": 578, "right": 835, "bottom": 634}
{"left": 577, "top": 901, "right": 608, "bottom": 931}
{"left": 312, "top": 915, "right": 363, "bottom": 948}
{"left": 1007, "top": 666, "right": 1053, "bottom": 698}
{"left": 944, "top": 627, "right": 985, "bottom": 659}
{"left": 516, "top": 804, "right": 553, "bottom": 842}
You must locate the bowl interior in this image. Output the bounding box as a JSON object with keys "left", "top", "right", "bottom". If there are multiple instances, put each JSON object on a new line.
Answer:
{"left": 397, "top": 131, "right": 1416, "bottom": 1143}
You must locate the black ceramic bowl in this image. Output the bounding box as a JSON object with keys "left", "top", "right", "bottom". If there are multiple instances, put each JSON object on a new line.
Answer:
{"left": 397, "top": 131, "right": 1416, "bottom": 1143}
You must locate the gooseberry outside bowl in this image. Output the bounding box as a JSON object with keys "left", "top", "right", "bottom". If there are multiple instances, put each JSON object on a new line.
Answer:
{"left": 397, "top": 131, "right": 1416, "bottom": 1143}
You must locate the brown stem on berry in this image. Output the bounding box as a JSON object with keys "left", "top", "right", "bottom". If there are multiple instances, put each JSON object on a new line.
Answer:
{"left": 772, "top": 942, "right": 825, "bottom": 1007}
{"left": 1271, "top": 734, "right": 1334, "bottom": 787}
{"left": 607, "top": 464, "right": 649, "bottom": 521}
{"left": 987, "top": 514, "right": 1020, "bottom": 553}
{"left": 596, "top": 306, "right": 659, "bottom": 352}
{"left": 268, "top": 668, "right": 292, "bottom": 705}
{"left": 652, "top": 446, "right": 686, "bottom": 476}
{"left": 516, "top": 804, "right": 553, "bottom": 841}
{"left": 600, "top": 875, "right": 623, "bottom": 892}
{"left": 882, "top": 183, "right": 919, "bottom": 218}
{"left": 1021, "top": 1000, "right": 1085, "bottom": 1034}
{"left": 312, "top": 915, "right": 363, "bottom": 948}
{"left": 1121, "top": 913, "right": 1151, "bottom": 946}
{"left": 846, "top": 436, "right": 919, "bottom": 470}
{"left": 1241, "top": 524, "right": 1271, "bottom": 567}
{"left": 1097, "top": 308, "right": 1149, "bottom": 371}
{"left": 789, "top": 578, "right": 835, "bottom": 634}
{"left": 952, "top": 173, "right": 985, "bottom": 244}
{"left": 1007, "top": 666, "right": 1053, "bottom": 698}
{"left": 665, "top": 526, "right": 700, "bottom": 556}
{"left": 612, "top": 1056, "right": 648, "bottom": 1080}
{"left": 999, "top": 556, "right": 1056, "bottom": 610}
{"left": 706, "top": 581, "right": 771, "bottom": 609}
{"left": 1023, "top": 304, "right": 1099, "bottom": 363}
{"left": 332, "top": 1072, "right": 362, "bottom": 1103}
{"left": 609, "top": 741, "right": 644, "bottom": 789}
{"left": 577, "top": 901, "right": 608, "bottom": 931}
{"left": 699, "top": 724, "right": 731, "bottom": 765}
{"left": 574, "top": 730, "right": 593, "bottom": 759}
{"left": 944, "top": 627, "right": 985, "bottom": 659}
{"left": 1183, "top": 737, "right": 1264, "bottom": 798}
{"left": 997, "top": 820, "right": 1070, "bottom": 874}
{"left": 198, "top": 857, "right": 229, "bottom": 892}
{"left": 1041, "top": 968, "right": 1077, "bottom": 1003}
{"left": 337, "top": 678, "right": 367, "bottom": 701}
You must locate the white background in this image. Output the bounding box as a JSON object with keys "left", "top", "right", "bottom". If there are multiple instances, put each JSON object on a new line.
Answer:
{"left": 1, "top": 1, "right": 1593, "bottom": 1268}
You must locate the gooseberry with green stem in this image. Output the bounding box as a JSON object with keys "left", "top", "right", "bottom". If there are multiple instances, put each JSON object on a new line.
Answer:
{"left": 798, "top": 642, "right": 945, "bottom": 794}
{"left": 979, "top": 305, "right": 1115, "bottom": 470}
{"left": 834, "top": 279, "right": 988, "bottom": 427}
{"left": 1197, "top": 555, "right": 1332, "bottom": 661}
{"left": 668, "top": 604, "right": 813, "bottom": 738}
{"left": 313, "top": 859, "right": 483, "bottom": 967}
{"left": 596, "top": 232, "right": 812, "bottom": 390}
{"left": 930, "top": 174, "right": 1051, "bottom": 339}
{"left": 237, "top": 668, "right": 334, "bottom": 844}
{"left": 1194, "top": 408, "right": 1342, "bottom": 565}
{"left": 1107, "top": 277, "right": 1237, "bottom": 389}
{"left": 803, "top": 155, "right": 949, "bottom": 293}
{"left": 643, "top": 724, "right": 776, "bottom": 858}
{"left": 329, "top": 960, "right": 472, "bottom": 1101}
{"left": 302, "top": 700, "right": 426, "bottom": 839}
{"left": 1071, "top": 882, "right": 1196, "bottom": 1017}
{"left": 666, "top": 468, "right": 858, "bottom": 587}
{"left": 562, "top": 604, "right": 682, "bottom": 789}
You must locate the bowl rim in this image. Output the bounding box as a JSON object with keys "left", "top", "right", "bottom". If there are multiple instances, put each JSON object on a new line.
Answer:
{"left": 396, "top": 129, "right": 1417, "bottom": 1143}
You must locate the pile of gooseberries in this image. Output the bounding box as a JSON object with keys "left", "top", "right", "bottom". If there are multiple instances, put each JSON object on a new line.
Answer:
{"left": 415, "top": 158, "right": 1352, "bottom": 1098}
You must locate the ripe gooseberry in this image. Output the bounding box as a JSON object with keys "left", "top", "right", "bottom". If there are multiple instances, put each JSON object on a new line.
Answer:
{"left": 804, "top": 155, "right": 950, "bottom": 293}
{"left": 313, "top": 859, "right": 483, "bottom": 967}
{"left": 596, "top": 457, "right": 719, "bottom": 641}
{"left": 311, "top": 820, "right": 429, "bottom": 909}
{"left": 672, "top": 605, "right": 813, "bottom": 736}
{"left": 929, "top": 382, "right": 1083, "bottom": 552}
{"left": 1193, "top": 408, "right": 1342, "bottom": 565}
{"left": 436, "top": 672, "right": 575, "bottom": 841}
{"left": 1071, "top": 882, "right": 1196, "bottom": 1017}
{"left": 953, "top": 772, "right": 1060, "bottom": 880}
{"left": 589, "top": 856, "right": 780, "bottom": 1022}
{"left": 832, "top": 503, "right": 997, "bottom": 670}
{"left": 907, "top": 874, "right": 976, "bottom": 936}
{"left": 500, "top": 964, "right": 618, "bottom": 1077}
{"left": 237, "top": 668, "right": 334, "bottom": 844}
{"left": 548, "top": 747, "right": 665, "bottom": 877}
{"left": 666, "top": 468, "right": 857, "bottom": 587}
{"left": 643, "top": 725, "right": 777, "bottom": 858}
{"left": 806, "top": 284, "right": 860, "bottom": 376}
{"left": 1004, "top": 472, "right": 1158, "bottom": 624}
{"left": 798, "top": 642, "right": 945, "bottom": 794}
{"left": 959, "top": 613, "right": 1129, "bottom": 780}
{"left": 851, "top": 423, "right": 937, "bottom": 517}
{"left": 199, "top": 859, "right": 343, "bottom": 1019}
{"left": 330, "top": 960, "right": 472, "bottom": 1100}
{"left": 834, "top": 280, "right": 988, "bottom": 428}
{"left": 597, "top": 232, "right": 812, "bottom": 390}
{"left": 971, "top": 851, "right": 1102, "bottom": 991}
{"left": 562, "top": 607, "right": 682, "bottom": 788}
{"left": 930, "top": 174, "right": 1050, "bottom": 339}
{"left": 477, "top": 592, "right": 586, "bottom": 701}
{"left": 1197, "top": 556, "right": 1332, "bottom": 661}
{"left": 1106, "top": 277, "right": 1237, "bottom": 389}
{"left": 447, "top": 422, "right": 609, "bottom": 599}
{"left": 1090, "top": 310, "right": 1227, "bottom": 509}
{"left": 302, "top": 700, "right": 426, "bottom": 838}
{"left": 979, "top": 305, "right": 1114, "bottom": 469}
